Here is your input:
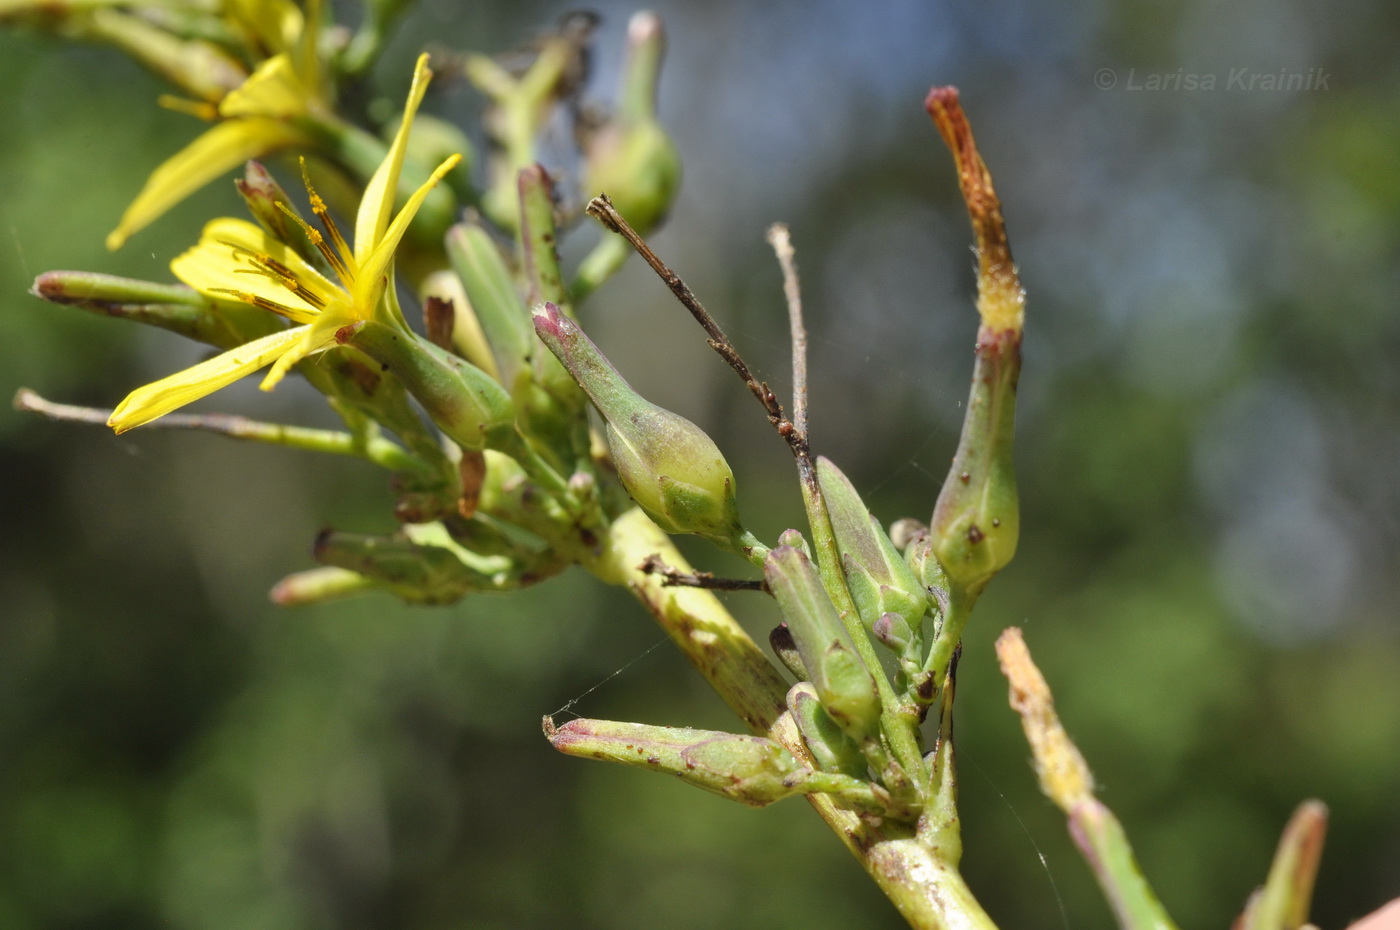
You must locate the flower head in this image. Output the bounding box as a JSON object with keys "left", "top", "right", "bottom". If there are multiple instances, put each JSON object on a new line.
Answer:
{"left": 108, "top": 54, "right": 458, "bottom": 434}
{"left": 105, "top": 0, "right": 327, "bottom": 250}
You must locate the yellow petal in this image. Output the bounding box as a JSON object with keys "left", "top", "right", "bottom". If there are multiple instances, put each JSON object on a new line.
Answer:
{"left": 107, "top": 117, "right": 308, "bottom": 250}
{"left": 224, "top": 0, "right": 303, "bottom": 55}
{"left": 171, "top": 217, "right": 340, "bottom": 323}
{"left": 355, "top": 154, "right": 461, "bottom": 310}
{"left": 108, "top": 326, "right": 308, "bottom": 433}
{"left": 219, "top": 55, "right": 308, "bottom": 119}
{"left": 259, "top": 315, "right": 346, "bottom": 391}
{"left": 354, "top": 53, "right": 433, "bottom": 264}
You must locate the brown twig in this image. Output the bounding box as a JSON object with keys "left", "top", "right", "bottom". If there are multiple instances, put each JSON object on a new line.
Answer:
{"left": 585, "top": 195, "right": 809, "bottom": 460}
{"left": 638, "top": 554, "right": 767, "bottom": 592}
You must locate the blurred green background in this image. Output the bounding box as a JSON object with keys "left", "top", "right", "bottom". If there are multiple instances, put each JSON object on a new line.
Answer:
{"left": 2, "top": 1, "right": 1398, "bottom": 928}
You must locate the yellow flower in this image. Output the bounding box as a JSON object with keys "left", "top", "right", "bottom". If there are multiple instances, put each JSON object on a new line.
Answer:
{"left": 105, "top": 0, "right": 326, "bottom": 250}
{"left": 108, "top": 53, "right": 459, "bottom": 434}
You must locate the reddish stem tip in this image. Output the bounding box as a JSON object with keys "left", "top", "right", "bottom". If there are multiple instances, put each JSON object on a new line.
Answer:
{"left": 924, "top": 86, "right": 1014, "bottom": 281}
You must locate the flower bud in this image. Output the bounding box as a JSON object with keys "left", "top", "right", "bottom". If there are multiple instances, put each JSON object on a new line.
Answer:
{"left": 532, "top": 302, "right": 742, "bottom": 541}
{"left": 313, "top": 529, "right": 494, "bottom": 605}
{"left": 816, "top": 456, "right": 928, "bottom": 635}
{"left": 234, "top": 162, "right": 329, "bottom": 270}
{"left": 269, "top": 566, "right": 377, "bottom": 605}
{"left": 342, "top": 319, "right": 515, "bottom": 453}
{"left": 514, "top": 166, "right": 590, "bottom": 466}
{"left": 927, "top": 326, "right": 1020, "bottom": 593}
{"left": 547, "top": 718, "right": 811, "bottom": 808}
{"left": 582, "top": 12, "right": 681, "bottom": 236}
{"left": 31, "top": 270, "right": 279, "bottom": 348}
{"left": 445, "top": 219, "right": 531, "bottom": 388}
{"left": 925, "top": 87, "right": 1024, "bottom": 593}
{"left": 786, "top": 682, "right": 867, "bottom": 779}
{"left": 572, "top": 13, "right": 681, "bottom": 300}
{"left": 904, "top": 532, "right": 951, "bottom": 620}
{"left": 763, "top": 545, "right": 881, "bottom": 742}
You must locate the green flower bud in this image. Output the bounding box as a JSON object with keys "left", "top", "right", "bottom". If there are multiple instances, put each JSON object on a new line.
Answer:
{"left": 31, "top": 270, "right": 279, "bottom": 348}
{"left": 514, "top": 166, "right": 590, "bottom": 468}
{"left": 583, "top": 12, "right": 681, "bottom": 235}
{"left": 343, "top": 319, "right": 515, "bottom": 453}
{"left": 445, "top": 219, "right": 531, "bottom": 387}
{"left": 517, "top": 164, "right": 569, "bottom": 311}
{"left": 572, "top": 13, "right": 681, "bottom": 302}
{"left": 547, "top": 718, "right": 811, "bottom": 808}
{"left": 786, "top": 682, "right": 867, "bottom": 779}
{"left": 269, "top": 566, "right": 378, "bottom": 606}
{"left": 532, "top": 302, "right": 742, "bottom": 541}
{"left": 763, "top": 545, "right": 881, "bottom": 742}
{"left": 234, "top": 162, "right": 337, "bottom": 275}
{"left": 927, "top": 325, "right": 1020, "bottom": 593}
{"left": 401, "top": 113, "right": 475, "bottom": 195}
{"left": 312, "top": 529, "right": 496, "bottom": 606}
{"left": 925, "top": 87, "right": 1024, "bottom": 594}
{"left": 816, "top": 456, "right": 929, "bottom": 636}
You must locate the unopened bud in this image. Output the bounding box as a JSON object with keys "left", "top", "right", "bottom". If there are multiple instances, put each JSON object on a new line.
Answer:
{"left": 583, "top": 12, "right": 681, "bottom": 235}
{"left": 234, "top": 162, "right": 327, "bottom": 270}
{"left": 816, "top": 456, "right": 928, "bottom": 635}
{"left": 31, "top": 270, "right": 279, "bottom": 348}
{"left": 342, "top": 319, "right": 514, "bottom": 453}
{"left": 548, "top": 718, "right": 811, "bottom": 807}
{"left": 313, "top": 529, "right": 493, "bottom": 605}
{"left": 401, "top": 113, "right": 475, "bottom": 192}
{"left": 533, "top": 302, "right": 742, "bottom": 541}
{"left": 269, "top": 566, "right": 377, "bottom": 605}
{"left": 925, "top": 87, "right": 1023, "bottom": 593}
{"left": 763, "top": 545, "right": 880, "bottom": 742}
{"left": 514, "top": 167, "right": 590, "bottom": 467}
{"left": 445, "top": 219, "right": 531, "bottom": 387}
{"left": 904, "top": 533, "right": 951, "bottom": 619}
{"left": 786, "top": 682, "right": 867, "bottom": 778}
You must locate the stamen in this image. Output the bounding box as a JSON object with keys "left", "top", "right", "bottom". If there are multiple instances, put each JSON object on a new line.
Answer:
{"left": 232, "top": 267, "right": 327, "bottom": 310}
{"left": 209, "top": 287, "right": 309, "bottom": 319}
{"left": 300, "top": 159, "right": 354, "bottom": 277}
{"left": 275, "top": 201, "right": 349, "bottom": 282}
{"left": 224, "top": 243, "right": 306, "bottom": 291}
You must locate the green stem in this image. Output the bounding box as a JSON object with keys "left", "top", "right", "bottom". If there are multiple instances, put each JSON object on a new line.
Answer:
{"left": 569, "top": 235, "right": 632, "bottom": 303}
{"left": 13, "top": 389, "right": 425, "bottom": 474}
{"left": 925, "top": 584, "right": 976, "bottom": 685}
{"left": 1069, "top": 801, "right": 1180, "bottom": 930}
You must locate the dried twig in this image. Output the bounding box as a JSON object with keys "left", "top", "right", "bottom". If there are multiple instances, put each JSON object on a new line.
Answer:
{"left": 638, "top": 554, "right": 767, "bottom": 592}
